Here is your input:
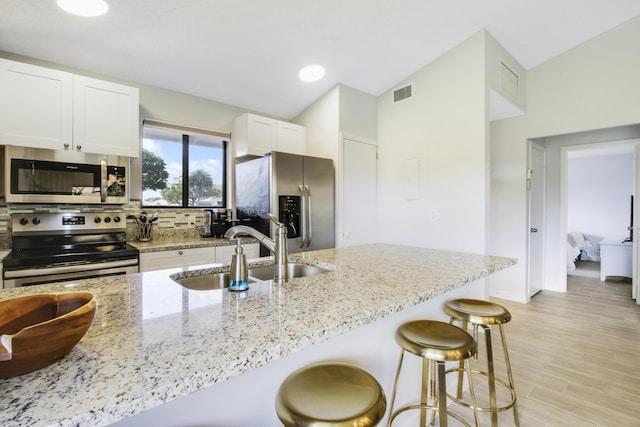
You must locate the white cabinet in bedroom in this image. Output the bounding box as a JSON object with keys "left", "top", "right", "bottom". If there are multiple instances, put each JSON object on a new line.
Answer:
{"left": 599, "top": 240, "right": 632, "bottom": 281}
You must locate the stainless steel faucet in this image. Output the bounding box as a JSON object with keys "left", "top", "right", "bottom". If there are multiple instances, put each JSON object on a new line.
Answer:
{"left": 224, "top": 213, "right": 289, "bottom": 283}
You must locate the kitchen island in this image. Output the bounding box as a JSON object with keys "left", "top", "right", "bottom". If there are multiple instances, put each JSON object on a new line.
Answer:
{"left": 0, "top": 243, "right": 516, "bottom": 426}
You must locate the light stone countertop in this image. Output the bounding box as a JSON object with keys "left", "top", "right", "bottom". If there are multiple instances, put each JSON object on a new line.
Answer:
{"left": 129, "top": 236, "right": 248, "bottom": 253}
{"left": 0, "top": 243, "right": 516, "bottom": 427}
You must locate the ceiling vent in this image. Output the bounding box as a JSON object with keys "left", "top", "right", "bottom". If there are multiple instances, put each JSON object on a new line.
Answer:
{"left": 393, "top": 84, "right": 412, "bottom": 103}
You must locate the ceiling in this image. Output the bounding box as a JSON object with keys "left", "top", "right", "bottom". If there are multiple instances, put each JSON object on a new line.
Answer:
{"left": 1, "top": 1, "right": 639, "bottom": 120}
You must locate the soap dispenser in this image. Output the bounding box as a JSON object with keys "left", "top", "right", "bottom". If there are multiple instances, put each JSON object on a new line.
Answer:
{"left": 229, "top": 239, "right": 249, "bottom": 291}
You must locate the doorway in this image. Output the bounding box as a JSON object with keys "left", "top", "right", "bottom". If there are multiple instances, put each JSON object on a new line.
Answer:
{"left": 562, "top": 139, "right": 638, "bottom": 300}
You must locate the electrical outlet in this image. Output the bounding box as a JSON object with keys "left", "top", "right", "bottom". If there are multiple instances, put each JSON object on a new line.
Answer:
{"left": 430, "top": 209, "right": 438, "bottom": 220}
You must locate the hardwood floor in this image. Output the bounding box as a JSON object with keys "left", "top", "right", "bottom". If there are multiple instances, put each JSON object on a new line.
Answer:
{"left": 442, "top": 261, "right": 640, "bottom": 426}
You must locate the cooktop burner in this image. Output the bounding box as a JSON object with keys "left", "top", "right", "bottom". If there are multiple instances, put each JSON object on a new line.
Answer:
{"left": 6, "top": 212, "right": 139, "bottom": 269}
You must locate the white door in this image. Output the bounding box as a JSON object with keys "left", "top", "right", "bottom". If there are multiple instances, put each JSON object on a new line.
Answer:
{"left": 528, "top": 142, "right": 545, "bottom": 297}
{"left": 341, "top": 137, "right": 377, "bottom": 247}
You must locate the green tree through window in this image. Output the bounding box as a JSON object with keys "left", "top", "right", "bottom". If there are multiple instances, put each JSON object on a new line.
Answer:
{"left": 142, "top": 125, "right": 227, "bottom": 207}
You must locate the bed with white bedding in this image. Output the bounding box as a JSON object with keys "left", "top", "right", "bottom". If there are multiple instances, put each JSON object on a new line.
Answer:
{"left": 567, "top": 231, "right": 600, "bottom": 272}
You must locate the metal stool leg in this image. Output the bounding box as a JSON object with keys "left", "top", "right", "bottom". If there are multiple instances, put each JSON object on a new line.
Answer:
{"left": 429, "top": 360, "right": 437, "bottom": 425}
{"left": 420, "top": 357, "right": 429, "bottom": 427}
{"left": 388, "top": 350, "right": 405, "bottom": 427}
{"left": 436, "top": 361, "right": 448, "bottom": 427}
{"left": 465, "top": 352, "right": 481, "bottom": 427}
{"left": 499, "top": 324, "right": 520, "bottom": 426}
{"left": 482, "top": 324, "right": 498, "bottom": 427}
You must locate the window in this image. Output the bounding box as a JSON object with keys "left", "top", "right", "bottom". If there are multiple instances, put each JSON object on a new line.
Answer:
{"left": 141, "top": 121, "right": 228, "bottom": 207}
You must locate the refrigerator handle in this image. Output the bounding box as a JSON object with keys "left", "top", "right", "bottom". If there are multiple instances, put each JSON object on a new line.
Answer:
{"left": 299, "top": 185, "right": 307, "bottom": 249}
{"left": 305, "top": 184, "right": 312, "bottom": 248}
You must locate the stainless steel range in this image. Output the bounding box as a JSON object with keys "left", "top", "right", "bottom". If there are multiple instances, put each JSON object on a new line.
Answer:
{"left": 3, "top": 212, "right": 139, "bottom": 288}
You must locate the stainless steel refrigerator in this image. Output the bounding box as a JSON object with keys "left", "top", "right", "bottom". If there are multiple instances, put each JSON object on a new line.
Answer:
{"left": 235, "top": 151, "right": 335, "bottom": 254}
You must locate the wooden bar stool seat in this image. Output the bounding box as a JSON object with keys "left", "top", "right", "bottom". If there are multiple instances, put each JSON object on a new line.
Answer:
{"left": 275, "top": 362, "right": 386, "bottom": 427}
{"left": 388, "top": 320, "right": 480, "bottom": 427}
{"left": 444, "top": 298, "right": 519, "bottom": 427}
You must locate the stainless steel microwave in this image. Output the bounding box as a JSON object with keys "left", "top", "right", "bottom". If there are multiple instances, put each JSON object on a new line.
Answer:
{"left": 4, "top": 146, "right": 129, "bottom": 204}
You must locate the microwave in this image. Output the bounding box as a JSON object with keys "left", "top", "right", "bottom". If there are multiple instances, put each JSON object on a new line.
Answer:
{"left": 4, "top": 146, "right": 129, "bottom": 204}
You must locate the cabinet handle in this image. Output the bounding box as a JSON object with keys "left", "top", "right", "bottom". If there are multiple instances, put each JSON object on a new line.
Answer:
{"left": 178, "top": 250, "right": 184, "bottom": 255}
{"left": 76, "top": 145, "right": 82, "bottom": 151}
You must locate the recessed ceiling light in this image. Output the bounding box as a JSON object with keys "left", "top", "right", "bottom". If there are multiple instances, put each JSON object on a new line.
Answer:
{"left": 298, "top": 65, "right": 326, "bottom": 82}
{"left": 57, "top": 0, "right": 109, "bottom": 17}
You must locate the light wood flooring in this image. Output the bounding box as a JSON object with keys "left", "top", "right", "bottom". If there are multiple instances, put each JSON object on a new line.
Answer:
{"left": 438, "top": 261, "right": 640, "bottom": 427}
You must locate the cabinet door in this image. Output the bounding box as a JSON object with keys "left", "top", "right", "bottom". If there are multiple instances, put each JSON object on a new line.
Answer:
{"left": 214, "top": 245, "right": 237, "bottom": 265}
{"left": 73, "top": 75, "right": 140, "bottom": 157}
{"left": 0, "top": 59, "right": 73, "bottom": 150}
{"left": 234, "top": 113, "right": 276, "bottom": 157}
{"left": 139, "top": 247, "right": 215, "bottom": 272}
{"left": 243, "top": 243, "right": 260, "bottom": 259}
{"left": 276, "top": 121, "right": 305, "bottom": 155}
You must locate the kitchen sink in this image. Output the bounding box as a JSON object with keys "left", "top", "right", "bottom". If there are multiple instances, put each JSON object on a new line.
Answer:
{"left": 247, "top": 262, "right": 333, "bottom": 281}
{"left": 171, "top": 262, "right": 333, "bottom": 290}
{"left": 172, "top": 272, "right": 255, "bottom": 291}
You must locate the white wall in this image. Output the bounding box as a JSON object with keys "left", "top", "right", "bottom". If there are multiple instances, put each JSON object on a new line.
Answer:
{"left": 295, "top": 85, "right": 340, "bottom": 160}
{"left": 338, "top": 84, "right": 378, "bottom": 142}
{"left": 490, "top": 15, "right": 640, "bottom": 301}
{"left": 295, "top": 83, "right": 377, "bottom": 160}
{"left": 568, "top": 153, "right": 634, "bottom": 243}
{"left": 377, "top": 31, "right": 487, "bottom": 253}
{"left": 295, "top": 84, "right": 378, "bottom": 248}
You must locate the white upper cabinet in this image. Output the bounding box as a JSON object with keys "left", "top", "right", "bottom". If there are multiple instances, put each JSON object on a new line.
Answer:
{"left": 0, "top": 59, "right": 140, "bottom": 157}
{"left": 73, "top": 76, "right": 140, "bottom": 157}
{"left": 275, "top": 120, "right": 306, "bottom": 155}
{"left": 234, "top": 113, "right": 305, "bottom": 157}
{"left": 0, "top": 59, "right": 73, "bottom": 150}
{"left": 234, "top": 113, "right": 276, "bottom": 157}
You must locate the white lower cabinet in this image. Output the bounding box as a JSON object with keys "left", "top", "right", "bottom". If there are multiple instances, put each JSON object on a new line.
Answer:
{"left": 139, "top": 243, "right": 260, "bottom": 272}
{"left": 139, "top": 247, "right": 215, "bottom": 272}
{"left": 215, "top": 243, "right": 259, "bottom": 265}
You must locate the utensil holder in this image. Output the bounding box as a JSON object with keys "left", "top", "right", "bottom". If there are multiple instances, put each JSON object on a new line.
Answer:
{"left": 137, "top": 223, "right": 153, "bottom": 241}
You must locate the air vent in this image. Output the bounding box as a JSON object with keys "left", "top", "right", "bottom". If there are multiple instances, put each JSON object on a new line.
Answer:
{"left": 500, "top": 62, "right": 519, "bottom": 100}
{"left": 393, "top": 84, "right": 412, "bottom": 103}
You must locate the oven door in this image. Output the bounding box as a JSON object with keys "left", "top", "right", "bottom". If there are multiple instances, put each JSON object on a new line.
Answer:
{"left": 3, "top": 259, "right": 139, "bottom": 288}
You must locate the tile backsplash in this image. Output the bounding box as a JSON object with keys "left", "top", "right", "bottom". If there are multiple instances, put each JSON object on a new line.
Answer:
{"left": 0, "top": 202, "right": 212, "bottom": 249}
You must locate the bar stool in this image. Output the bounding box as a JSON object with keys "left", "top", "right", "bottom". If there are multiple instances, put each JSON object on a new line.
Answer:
{"left": 444, "top": 299, "right": 519, "bottom": 427}
{"left": 388, "top": 320, "right": 480, "bottom": 427}
{"left": 275, "top": 362, "right": 386, "bottom": 427}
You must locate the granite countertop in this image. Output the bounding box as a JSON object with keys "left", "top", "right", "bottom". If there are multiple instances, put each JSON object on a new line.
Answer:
{"left": 0, "top": 243, "right": 516, "bottom": 426}
{"left": 129, "top": 236, "right": 246, "bottom": 253}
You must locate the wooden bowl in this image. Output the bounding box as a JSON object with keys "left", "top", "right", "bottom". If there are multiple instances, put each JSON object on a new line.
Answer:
{"left": 0, "top": 292, "right": 97, "bottom": 378}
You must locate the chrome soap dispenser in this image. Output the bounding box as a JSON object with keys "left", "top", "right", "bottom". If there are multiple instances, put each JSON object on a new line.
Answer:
{"left": 229, "top": 239, "right": 249, "bottom": 291}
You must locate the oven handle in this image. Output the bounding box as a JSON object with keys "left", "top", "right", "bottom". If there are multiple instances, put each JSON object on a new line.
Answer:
{"left": 4, "top": 258, "right": 138, "bottom": 279}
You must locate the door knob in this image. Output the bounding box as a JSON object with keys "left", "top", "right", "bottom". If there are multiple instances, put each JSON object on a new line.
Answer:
{"left": 530, "top": 228, "right": 538, "bottom": 233}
